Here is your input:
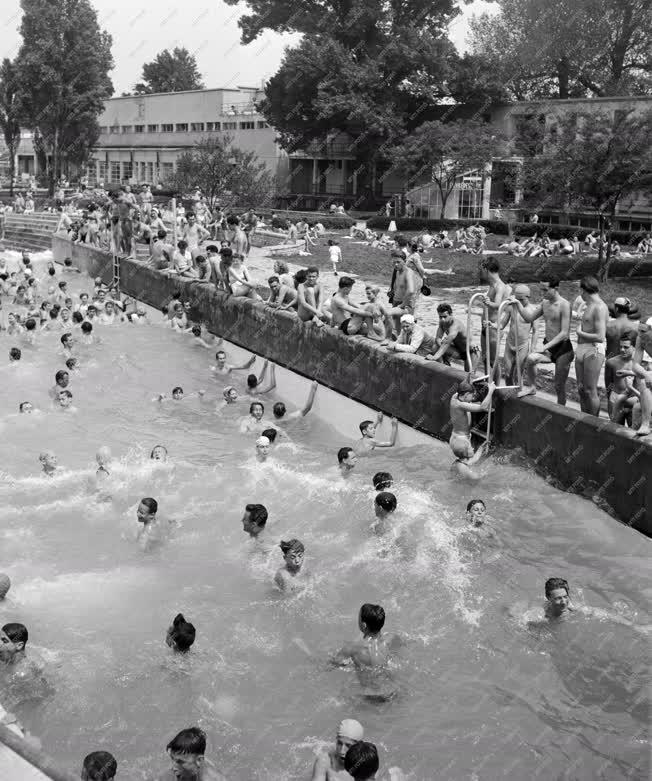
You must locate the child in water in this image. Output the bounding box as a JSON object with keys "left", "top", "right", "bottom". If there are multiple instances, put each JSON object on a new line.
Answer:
{"left": 274, "top": 539, "right": 306, "bottom": 592}
{"left": 166, "top": 613, "right": 196, "bottom": 653}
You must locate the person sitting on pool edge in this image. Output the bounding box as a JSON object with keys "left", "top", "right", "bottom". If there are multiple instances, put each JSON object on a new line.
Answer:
{"left": 275, "top": 539, "right": 306, "bottom": 592}
{"left": 81, "top": 750, "right": 117, "bottom": 781}
{"left": 166, "top": 613, "right": 196, "bottom": 653}
{"left": 159, "top": 726, "right": 228, "bottom": 780}
{"left": 338, "top": 447, "right": 358, "bottom": 477}
{"left": 311, "top": 718, "right": 364, "bottom": 781}
{"left": 354, "top": 413, "right": 398, "bottom": 456}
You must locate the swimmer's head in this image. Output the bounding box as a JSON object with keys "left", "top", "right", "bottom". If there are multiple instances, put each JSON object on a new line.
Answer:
{"left": 191, "top": 326, "right": 201, "bottom": 337}
{"left": 250, "top": 402, "right": 264, "bottom": 419}
{"left": 456, "top": 379, "right": 474, "bottom": 401}
{"left": 39, "top": 451, "right": 57, "bottom": 470}
{"left": 166, "top": 727, "right": 207, "bottom": 775}
{"left": 545, "top": 577, "right": 570, "bottom": 609}
{"left": 25, "top": 318, "right": 36, "bottom": 331}
{"left": 255, "top": 435, "right": 271, "bottom": 460}
{"left": 150, "top": 445, "right": 168, "bottom": 462}
{"left": 359, "top": 603, "right": 385, "bottom": 634}
{"left": 72, "top": 311, "right": 84, "bottom": 324}
{"left": 261, "top": 428, "right": 277, "bottom": 443}
{"left": 96, "top": 446, "right": 111, "bottom": 467}
{"left": 81, "top": 750, "right": 117, "bottom": 781}
{"left": 0, "top": 574, "right": 11, "bottom": 600}
{"left": 223, "top": 386, "right": 238, "bottom": 403}
{"left": 19, "top": 401, "right": 33, "bottom": 414}
{"left": 137, "top": 498, "right": 158, "bottom": 524}
{"left": 65, "top": 358, "right": 77, "bottom": 370}
{"left": 359, "top": 420, "right": 376, "bottom": 438}
{"left": 0, "top": 622, "right": 28, "bottom": 662}
{"left": 247, "top": 373, "right": 258, "bottom": 389}
{"left": 58, "top": 389, "right": 73, "bottom": 408}
{"left": 374, "top": 491, "right": 397, "bottom": 518}
{"left": 337, "top": 447, "right": 357, "bottom": 470}
{"left": 242, "top": 503, "right": 268, "bottom": 535}
{"left": 166, "top": 613, "right": 196, "bottom": 653}
{"left": 279, "top": 538, "right": 304, "bottom": 571}
{"left": 466, "top": 499, "right": 486, "bottom": 526}
{"left": 272, "top": 402, "right": 286, "bottom": 419}
{"left": 9, "top": 347, "right": 21, "bottom": 362}
{"left": 81, "top": 321, "right": 93, "bottom": 334}
{"left": 60, "top": 332, "right": 73, "bottom": 349}
{"left": 215, "top": 350, "right": 227, "bottom": 365}
{"left": 172, "top": 387, "right": 184, "bottom": 400}
{"left": 372, "top": 472, "right": 393, "bottom": 491}
{"left": 344, "top": 741, "right": 379, "bottom": 781}
{"left": 335, "top": 719, "right": 364, "bottom": 763}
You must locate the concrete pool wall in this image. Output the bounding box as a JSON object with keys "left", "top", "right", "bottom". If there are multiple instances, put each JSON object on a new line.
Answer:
{"left": 52, "top": 237, "right": 652, "bottom": 535}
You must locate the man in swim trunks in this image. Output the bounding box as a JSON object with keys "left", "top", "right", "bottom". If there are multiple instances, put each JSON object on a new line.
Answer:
{"left": 448, "top": 380, "right": 496, "bottom": 480}
{"left": 330, "top": 276, "right": 374, "bottom": 336}
{"left": 604, "top": 297, "right": 639, "bottom": 414}
{"left": 513, "top": 277, "right": 573, "bottom": 405}
{"left": 427, "top": 303, "right": 478, "bottom": 371}
{"left": 311, "top": 719, "right": 364, "bottom": 781}
{"left": 331, "top": 603, "right": 402, "bottom": 701}
{"left": 499, "top": 284, "right": 536, "bottom": 386}
{"left": 481, "top": 259, "right": 512, "bottom": 378}
{"left": 574, "top": 276, "right": 609, "bottom": 415}
{"left": 266, "top": 275, "right": 297, "bottom": 311}
{"left": 606, "top": 332, "right": 639, "bottom": 426}
{"left": 630, "top": 321, "right": 652, "bottom": 436}
{"left": 297, "top": 267, "right": 330, "bottom": 325}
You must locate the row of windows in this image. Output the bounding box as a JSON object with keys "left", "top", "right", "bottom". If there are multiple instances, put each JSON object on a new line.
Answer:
{"left": 101, "top": 121, "right": 269, "bottom": 134}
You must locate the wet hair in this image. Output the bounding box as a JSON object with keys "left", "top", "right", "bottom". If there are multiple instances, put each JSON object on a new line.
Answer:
{"left": 150, "top": 445, "right": 168, "bottom": 458}
{"left": 306, "top": 265, "right": 319, "bottom": 275}
{"left": 280, "top": 538, "right": 305, "bottom": 556}
{"left": 375, "top": 492, "right": 397, "bottom": 513}
{"left": 65, "top": 358, "right": 77, "bottom": 369}
{"left": 247, "top": 373, "right": 258, "bottom": 388}
{"left": 25, "top": 318, "right": 36, "bottom": 331}
{"left": 55, "top": 369, "right": 68, "bottom": 383}
{"left": 249, "top": 402, "right": 264, "bottom": 415}
{"left": 344, "top": 741, "right": 379, "bottom": 780}
{"left": 191, "top": 325, "right": 201, "bottom": 336}
{"left": 273, "top": 402, "right": 286, "bottom": 418}
{"left": 466, "top": 499, "right": 486, "bottom": 512}
{"left": 141, "top": 497, "right": 158, "bottom": 515}
{"left": 205, "top": 244, "right": 218, "bottom": 253}
{"left": 457, "top": 380, "right": 474, "bottom": 395}
{"left": 166, "top": 727, "right": 206, "bottom": 756}
{"left": 359, "top": 604, "right": 385, "bottom": 633}
{"left": 2, "top": 622, "right": 28, "bottom": 646}
{"left": 215, "top": 350, "right": 226, "bottom": 360}
{"left": 168, "top": 613, "right": 196, "bottom": 653}
{"left": 59, "top": 389, "right": 72, "bottom": 399}
{"left": 436, "top": 303, "right": 453, "bottom": 316}
{"left": 268, "top": 275, "right": 279, "bottom": 285}
{"left": 337, "top": 447, "right": 354, "bottom": 464}
{"left": 19, "top": 402, "right": 31, "bottom": 412}
{"left": 50, "top": 307, "right": 60, "bottom": 319}
{"left": 48, "top": 267, "right": 56, "bottom": 276}
{"left": 485, "top": 258, "right": 501, "bottom": 274}
{"left": 9, "top": 347, "right": 21, "bottom": 360}
{"left": 359, "top": 420, "right": 374, "bottom": 435}
{"left": 172, "top": 386, "right": 183, "bottom": 395}
{"left": 58, "top": 280, "right": 67, "bottom": 289}
{"left": 372, "top": 472, "right": 393, "bottom": 490}
{"left": 195, "top": 254, "right": 207, "bottom": 264}
{"left": 580, "top": 275, "right": 599, "bottom": 294}
{"left": 293, "top": 269, "right": 308, "bottom": 288}
{"left": 82, "top": 751, "right": 117, "bottom": 781}
{"left": 81, "top": 322, "right": 93, "bottom": 334}
{"left": 338, "top": 276, "right": 355, "bottom": 289}
{"left": 60, "top": 332, "right": 72, "bottom": 344}
{"left": 245, "top": 503, "right": 268, "bottom": 528}
{"left": 545, "top": 577, "right": 569, "bottom": 598}
{"left": 262, "top": 427, "right": 277, "bottom": 443}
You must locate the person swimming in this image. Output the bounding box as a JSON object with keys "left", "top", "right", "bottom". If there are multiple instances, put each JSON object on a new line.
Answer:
{"left": 255, "top": 435, "right": 271, "bottom": 462}
{"left": 150, "top": 445, "right": 168, "bottom": 462}
{"left": 338, "top": 447, "right": 358, "bottom": 477}
{"left": 166, "top": 613, "right": 196, "bottom": 653}
{"left": 39, "top": 451, "right": 58, "bottom": 477}
{"left": 274, "top": 539, "right": 306, "bottom": 592}
{"left": 372, "top": 492, "right": 397, "bottom": 535}
{"left": 372, "top": 472, "right": 393, "bottom": 491}
{"left": 354, "top": 414, "right": 398, "bottom": 456}
{"left": 95, "top": 446, "right": 112, "bottom": 479}
{"left": 215, "top": 386, "right": 239, "bottom": 413}
{"left": 81, "top": 751, "right": 118, "bottom": 781}
{"left": 311, "top": 718, "right": 365, "bottom": 781}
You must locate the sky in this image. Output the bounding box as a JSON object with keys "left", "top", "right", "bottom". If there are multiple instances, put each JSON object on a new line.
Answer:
{"left": 0, "top": 0, "right": 496, "bottom": 94}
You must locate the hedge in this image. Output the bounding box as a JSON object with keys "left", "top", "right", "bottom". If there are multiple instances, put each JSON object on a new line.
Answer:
{"left": 365, "top": 216, "right": 647, "bottom": 245}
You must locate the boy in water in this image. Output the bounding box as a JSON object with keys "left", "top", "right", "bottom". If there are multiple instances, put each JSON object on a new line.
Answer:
{"left": 49, "top": 369, "right": 70, "bottom": 400}
{"left": 460, "top": 499, "right": 498, "bottom": 548}
{"left": 272, "top": 381, "right": 318, "bottom": 424}
{"left": 159, "top": 726, "right": 227, "bottom": 780}
{"left": 57, "top": 389, "right": 76, "bottom": 411}
{"left": 210, "top": 349, "right": 255, "bottom": 377}
{"left": 372, "top": 472, "right": 393, "bottom": 491}
{"left": 0, "top": 622, "right": 47, "bottom": 692}
{"left": 354, "top": 413, "right": 398, "bottom": 456}
{"left": 275, "top": 539, "right": 306, "bottom": 592}
{"left": 255, "top": 435, "right": 271, "bottom": 462}
{"left": 544, "top": 578, "right": 572, "bottom": 619}
{"left": 81, "top": 751, "right": 117, "bottom": 781}
{"left": 135, "top": 497, "right": 166, "bottom": 551}
{"left": 337, "top": 447, "right": 358, "bottom": 477}
{"left": 448, "top": 380, "right": 496, "bottom": 480}
{"left": 39, "top": 451, "right": 58, "bottom": 477}
{"left": 331, "top": 604, "right": 402, "bottom": 701}
{"left": 241, "top": 503, "right": 268, "bottom": 541}
{"left": 311, "top": 719, "right": 364, "bottom": 781}
{"left": 239, "top": 401, "right": 273, "bottom": 434}
{"left": 95, "top": 446, "right": 112, "bottom": 480}
{"left": 246, "top": 361, "right": 276, "bottom": 396}
{"left": 166, "top": 614, "right": 196, "bottom": 654}
{"left": 372, "top": 492, "right": 397, "bottom": 535}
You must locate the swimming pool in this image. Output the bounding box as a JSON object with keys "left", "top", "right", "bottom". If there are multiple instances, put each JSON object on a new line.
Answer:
{"left": 0, "top": 253, "right": 650, "bottom": 780}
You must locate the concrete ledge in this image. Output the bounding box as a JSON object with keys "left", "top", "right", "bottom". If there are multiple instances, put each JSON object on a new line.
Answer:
{"left": 52, "top": 236, "right": 652, "bottom": 535}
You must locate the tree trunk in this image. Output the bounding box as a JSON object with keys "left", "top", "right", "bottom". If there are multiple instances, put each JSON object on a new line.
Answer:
{"left": 49, "top": 126, "right": 59, "bottom": 196}
{"left": 438, "top": 186, "right": 449, "bottom": 220}
{"left": 8, "top": 143, "right": 16, "bottom": 196}
{"left": 599, "top": 214, "right": 615, "bottom": 282}
{"left": 557, "top": 57, "right": 571, "bottom": 99}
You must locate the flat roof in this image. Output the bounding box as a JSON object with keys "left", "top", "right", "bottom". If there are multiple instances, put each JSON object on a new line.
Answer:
{"left": 106, "top": 86, "right": 261, "bottom": 101}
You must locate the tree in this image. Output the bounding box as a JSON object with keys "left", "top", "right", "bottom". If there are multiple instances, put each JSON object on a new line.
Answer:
{"left": 15, "top": 0, "right": 113, "bottom": 193}
{"left": 390, "top": 119, "right": 502, "bottom": 219}
{"left": 134, "top": 48, "right": 204, "bottom": 94}
{"left": 0, "top": 59, "right": 22, "bottom": 195}
{"left": 168, "top": 136, "right": 274, "bottom": 208}
{"left": 516, "top": 109, "right": 652, "bottom": 279}
{"left": 468, "top": 0, "right": 652, "bottom": 100}
{"left": 225, "top": 0, "right": 461, "bottom": 203}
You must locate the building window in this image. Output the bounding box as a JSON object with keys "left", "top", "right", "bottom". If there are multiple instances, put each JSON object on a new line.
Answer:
{"left": 190, "top": 122, "right": 204, "bottom": 132}
{"left": 161, "top": 124, "right": 173, "bottom": 132}
{"left": 134, "top": 125, "right": 144, "bottom": 133}
{"left": 121, "top": 125, "right": 133, "bottom": 133}
{"left": 99, "top": 126, "right": 108, "bottom": 134}
{"left": 458, "top": 172, "right": 484, "bottom": 220}
{"left": 257, "top": 121, "right": 268, "bottom": 129}
{"left": 97, "top": 161, "right": 107, "bottom": 182}
{"left": 147, "top": 124, "right": 158, "bottom": 133}
{"left": 146, "top": 162, "right": 154, "bottom": 182}
{"left": 109, "top": 125, "right": 119, "bottom": 134}
{"left": 175, "top": 123, "right": 188, "bottom": 132}
{"left": 122, "top": 161, "right": 133, "bottom": 181}
{"left": 240, "top": 121, "right": 255, "bottom": 130}
{"left": 109, "top": 161, "right": 120, "bottom": 182}
{"left": 223, "top": 121, "right": 237, "bottom": 130}
{"left": 160, "top": 162, "right": 174, "bottom": 181}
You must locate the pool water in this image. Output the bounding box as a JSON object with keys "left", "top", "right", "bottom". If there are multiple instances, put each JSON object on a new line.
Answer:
{"left": 0, "top": 253, "right": 650, "bottom": 780}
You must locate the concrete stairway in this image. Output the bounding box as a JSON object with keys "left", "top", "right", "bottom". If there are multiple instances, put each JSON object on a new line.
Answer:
{"left": 2, "top": 213, "right": 60, "bottom": 252}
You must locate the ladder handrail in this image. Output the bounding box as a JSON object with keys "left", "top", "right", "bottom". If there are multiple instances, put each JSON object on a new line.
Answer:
{"left": 466, "top": 292, "right": 487, "bottom": 375}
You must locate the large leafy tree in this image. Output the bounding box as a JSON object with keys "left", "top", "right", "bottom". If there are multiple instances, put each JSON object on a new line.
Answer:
{"left": 168, "top": 136, "right": 274, "bottom": 208}
{"left": 0, "top": 59, "right": 22, "bottom": 195}
{"left": 133, "top": 48, "right": 204, "bottom": 95}
{"left": 224, "top": 0, "right": 462, "bottom": 198}
{"left": 15, "top": 0, "right": 113, "bottom": 193}
{"left": 467, "top": 0, "right": 652, "bottom": 100}
{"left": 517, "top": 109, "right": 652, "bottom": 279}
{"left": 391, "top": 119, "right": 502, "bottom": 218}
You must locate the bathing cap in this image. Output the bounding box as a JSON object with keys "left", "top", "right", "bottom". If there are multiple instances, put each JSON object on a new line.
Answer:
{"left": 614, "top": 297, "right": 631, "bottom": 309}
{"left": 457, "top": 380, "right": 474, "bottom": 395}
{"left": 337, "top": 719, "right": 364, "bottom": 741}
{"left": 0, "top": 573, "right": 10, "bottom": 599}
{"left": 223, "top": 386, "right": 236, "bottom": 400}
{"left": 256, "top": 436, "right": 270, "bottom": 447}
{"left": 513, "top": 284, "right": 530, "bottom": 298}
{"left": 400, "top": 314, "right": 415, "bottom": 325}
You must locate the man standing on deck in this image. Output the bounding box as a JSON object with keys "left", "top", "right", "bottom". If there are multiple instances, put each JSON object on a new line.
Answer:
{"left": 499, "top": 284, "right": 536, "bottom": 386}
{"left": 574, "top": 276, "right": 609, "bottom": 416}
{"left": 513, "top": 277, "right": 573, "bottom": 405}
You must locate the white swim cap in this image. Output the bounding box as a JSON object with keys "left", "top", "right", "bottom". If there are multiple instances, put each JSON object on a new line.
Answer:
{"left": 256, "top": 436, "right": 270, "bottom": 447}
{"left": 337, "top": 719, "right": 364, "bottom": 741}
{"left": 400, "top": 314, "right": 415, "bottom": 325}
